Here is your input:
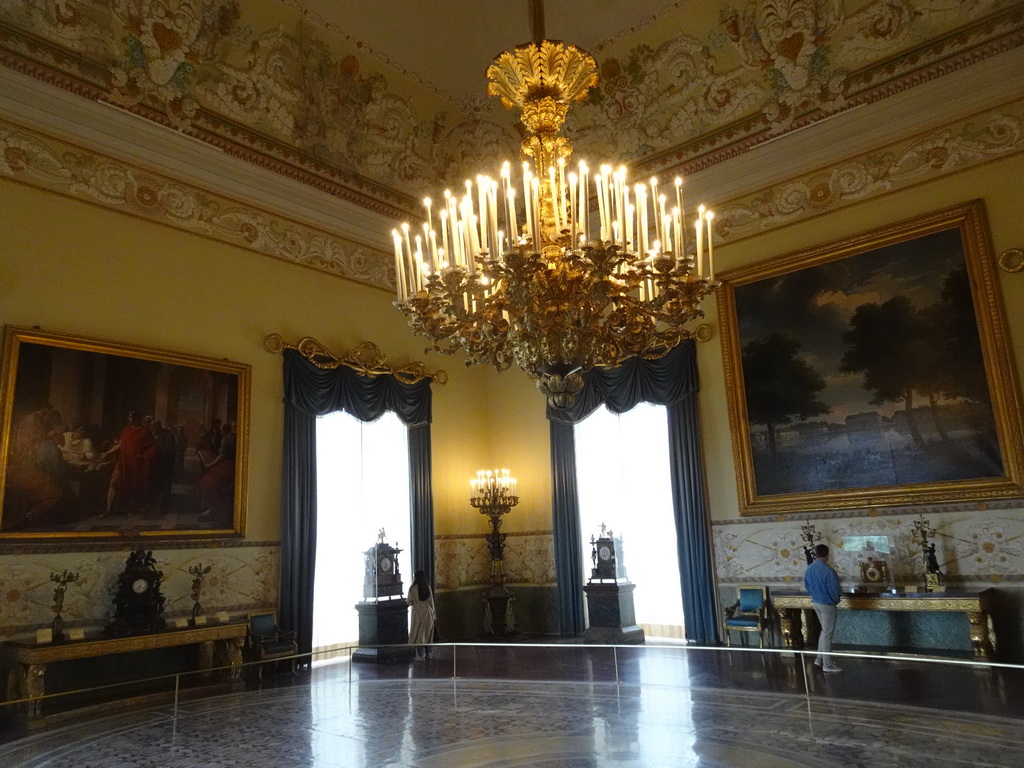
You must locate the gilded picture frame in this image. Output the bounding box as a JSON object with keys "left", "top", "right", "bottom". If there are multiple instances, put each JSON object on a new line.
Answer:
{"left": 0, "top": 327, "right": 250, "bottom": 539}
{"left": 718, "top": 200, "right": 1024, "bottom": 515}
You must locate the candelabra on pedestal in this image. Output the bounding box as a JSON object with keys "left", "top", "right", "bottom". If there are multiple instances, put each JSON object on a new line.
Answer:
{"left": 912, "top": 515, "right": 944, "bottom": 591}
{"left": 50, "top": 570, "right": 79, "bottom": 642}
{"left": 470, "top": 468, "right": 519, "bottom": 636}
{"left": 189, "top": 563, "right": 213, "bottom": 625}
{"left": 800, "top": 522, "right": 822, "bottom": 565}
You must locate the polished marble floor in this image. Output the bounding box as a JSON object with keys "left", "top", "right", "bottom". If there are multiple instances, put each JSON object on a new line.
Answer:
{"left": 1, "top": 645, "right": 1022, "bottom": 767}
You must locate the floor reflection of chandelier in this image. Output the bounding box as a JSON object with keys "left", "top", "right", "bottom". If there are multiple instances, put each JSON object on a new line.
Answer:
{"left": 392, "top": 30, "right": 718, "bottom": 406}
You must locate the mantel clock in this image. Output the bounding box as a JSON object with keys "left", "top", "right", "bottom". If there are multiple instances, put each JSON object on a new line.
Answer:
{"left": 590, "top": 528, "right": 618, "bottom": 582}
{"left": 363, "top": 529, "right": 404, "bottom": 599}
{"left": 106, "top": 549, "right": 167, "bottom": 636}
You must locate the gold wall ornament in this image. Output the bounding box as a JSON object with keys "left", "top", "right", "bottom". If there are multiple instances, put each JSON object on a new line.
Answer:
{"left": 263, "top": 334, "right": 447, "bottom": 385}
{"left": 998, "top": 247, "right": 1023, "bottom": 273}
{"left": 392, "top": 34, "right": 718, "bottom": 406}
{"left": 693, "top": 323, "right": 715, "bottom": 343}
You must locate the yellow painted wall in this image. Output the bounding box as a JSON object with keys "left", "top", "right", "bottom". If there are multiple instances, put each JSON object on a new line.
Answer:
{"left": 3, "top": 150, "right": 1023, "bottom": 636}
{"left": 0, "top": 178, "right": 496, "bottom": 543}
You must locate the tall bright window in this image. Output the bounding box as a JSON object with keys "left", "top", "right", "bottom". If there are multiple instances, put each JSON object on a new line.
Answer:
{"left": 574, "top": 402, "right": 685, "bottom": 638}
{"left": 313, "top": 410, "right": 411, "bottom": 656}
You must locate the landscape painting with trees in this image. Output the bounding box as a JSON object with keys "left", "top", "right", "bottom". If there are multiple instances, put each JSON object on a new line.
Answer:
{"left": 719, "top": 201, "right": 1024, "bottom": 514}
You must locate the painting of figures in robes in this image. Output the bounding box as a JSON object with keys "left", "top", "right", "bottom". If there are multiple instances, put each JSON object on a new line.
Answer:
{"left": 0, "top": 328, "right": 249, "bottom": 539}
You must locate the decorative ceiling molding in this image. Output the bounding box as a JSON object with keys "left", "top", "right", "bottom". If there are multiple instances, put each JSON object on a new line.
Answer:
{"left": 2, "top": 90, "right": 1021, "bottom": 292}
{"left": 0, "top": 65, "right": 397, "bottom": 256}
{"left": 1, "top": 0, "right": 1021, "bottom": 211}
{"left": 0, "top": 116, "right": 395, "bottom": 291}
{"left": 594, "top": 3, "right": 1024, "bottom": 181}
{"left": 674, "top": 45, "right": 1024, "bottom": 208}
{"left": 714, "top": 99, "right": 1024, "bottom": 244}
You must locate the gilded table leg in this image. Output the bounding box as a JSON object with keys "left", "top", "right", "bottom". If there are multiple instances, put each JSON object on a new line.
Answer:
{"left": 197, "top": 640, "right": 214, "bottom": 677}
{"left": 6, "top": 665, "right": 22, "bottom": 702}
{"left": 24, "top": 663, "right": 46, "bottom": 719}
{"left": 779, "top": 608, "right": 804, "bottom": 650}
{"left": 801, "top": 608, "right": 818, "bottom": 650}
{"left": 225, "top": 637, "right": 244, "bottom": 679}
{"left": 967, "top": 610, "right": 996, "bottom": 658}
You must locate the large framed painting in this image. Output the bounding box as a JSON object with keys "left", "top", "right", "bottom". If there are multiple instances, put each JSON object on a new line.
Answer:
{"left": 0, "top": 327, "right": 250, "bottom": 539}
{"left": 719, "top": 200, "right": 1024, "bottom": 515}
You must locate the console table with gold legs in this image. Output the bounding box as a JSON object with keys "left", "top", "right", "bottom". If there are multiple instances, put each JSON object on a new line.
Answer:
{"left": 3, "top": 622, "right": 247, "bottom": 722}
{"left": 771, "top": 589, "right": 996, "bottom": 659}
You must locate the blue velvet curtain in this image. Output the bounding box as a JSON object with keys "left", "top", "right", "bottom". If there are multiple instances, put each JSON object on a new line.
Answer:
{"left": 547, "top": 340, "right": 719, "bottom": 644}
{"left": 279, "top": 348, "right": 435, "bottom": 657}
{"left": 550, "top": 420, "right": 585, "bottom": 636}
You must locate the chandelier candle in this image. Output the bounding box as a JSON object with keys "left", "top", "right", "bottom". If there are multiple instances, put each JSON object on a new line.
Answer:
{"left": 392, "top": 39, "right": 719, "bottom": 406}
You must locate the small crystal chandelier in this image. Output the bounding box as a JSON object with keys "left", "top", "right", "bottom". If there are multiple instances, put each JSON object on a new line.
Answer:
{"left": 392, "top": 14, "right": 718, "bottom": 406}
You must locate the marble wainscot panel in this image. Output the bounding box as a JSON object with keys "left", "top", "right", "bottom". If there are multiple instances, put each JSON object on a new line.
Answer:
{"left": 712, "top": 502, "right": 1024, "bottom": 659}
{"left": 434, "top": 532, "right": 557, "bottom": 638}
{"left": 0, "top": 545, "right": 279, "bottom": 638}
{"left": 435, "top": 531, "right": 555, "bottom": 590}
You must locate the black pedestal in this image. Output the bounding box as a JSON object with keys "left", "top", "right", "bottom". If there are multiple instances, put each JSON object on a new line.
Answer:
{"left": 352, "top": 598, "right": 415, "bottom": 662}
{"left": 483, "top": 584, "right": 515, "bottom": 637}
{"left": 583, "top": 582, "right": 645, "bottom": 644}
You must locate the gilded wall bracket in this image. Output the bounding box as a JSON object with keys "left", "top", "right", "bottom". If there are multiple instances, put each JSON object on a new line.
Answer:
{"left": 998, "top": 248, "right": 1023, "bottom": 273}
{"left": 264, "top": 334, "right": 447, "bottom": 385}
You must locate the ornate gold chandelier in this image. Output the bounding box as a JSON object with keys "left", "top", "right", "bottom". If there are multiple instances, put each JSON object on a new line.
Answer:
{"left": 392, "top": 35, "right": 718, "bottom": 406}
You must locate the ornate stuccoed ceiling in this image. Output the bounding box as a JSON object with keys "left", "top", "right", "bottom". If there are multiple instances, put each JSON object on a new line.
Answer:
{"left": 1, "top": 1, "right": 1022, "bottom": 289}
{"left": 297, "top": 0, "right": 686, "bottom": 104}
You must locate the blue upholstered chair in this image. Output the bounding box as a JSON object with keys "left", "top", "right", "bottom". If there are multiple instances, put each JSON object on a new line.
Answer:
{"left": 723, "top": 586, "right": 771, "bottom": 647}
{"left": 247, "top": 612, "right": 298, "bottom": 679}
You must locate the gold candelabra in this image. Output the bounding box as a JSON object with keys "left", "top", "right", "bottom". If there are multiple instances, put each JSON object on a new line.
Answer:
{"left": 470, "top": 469, "right": 519, "bottom": 584}
{"left": 470, "top": 468, "right": 519, "bottom": 636}
{"left": 393, "top": 36, "right": 718, "bottom": 406}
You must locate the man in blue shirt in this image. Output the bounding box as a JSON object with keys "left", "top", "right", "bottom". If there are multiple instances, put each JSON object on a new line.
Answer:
{"left": 804, "top": 544, "right": 842, "bottom": 673}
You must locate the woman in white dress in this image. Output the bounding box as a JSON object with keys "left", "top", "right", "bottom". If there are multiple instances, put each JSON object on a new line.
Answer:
{"left": 407, "top": 569, "right": 436, "bottom": 660}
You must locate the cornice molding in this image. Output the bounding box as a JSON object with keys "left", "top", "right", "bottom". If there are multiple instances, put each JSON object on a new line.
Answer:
{"left": 0, "top": 113, "right": 396, "bottom": 291}
{"left": 673, "top": 45, "right": 1024, "bottom": 207}
{"left": 2, "top": 51, "right": 1022, "bottom": 287}
{"left": 0, "top": 66, "right": 402, "bottom": 249}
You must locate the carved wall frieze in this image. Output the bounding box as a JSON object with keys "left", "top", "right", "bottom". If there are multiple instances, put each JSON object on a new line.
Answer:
{"left": 0, "top": 118, "right": 395, "bottom": 290}
{"left": 714, "top": 101, "right": 1024, "bottom": 242}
